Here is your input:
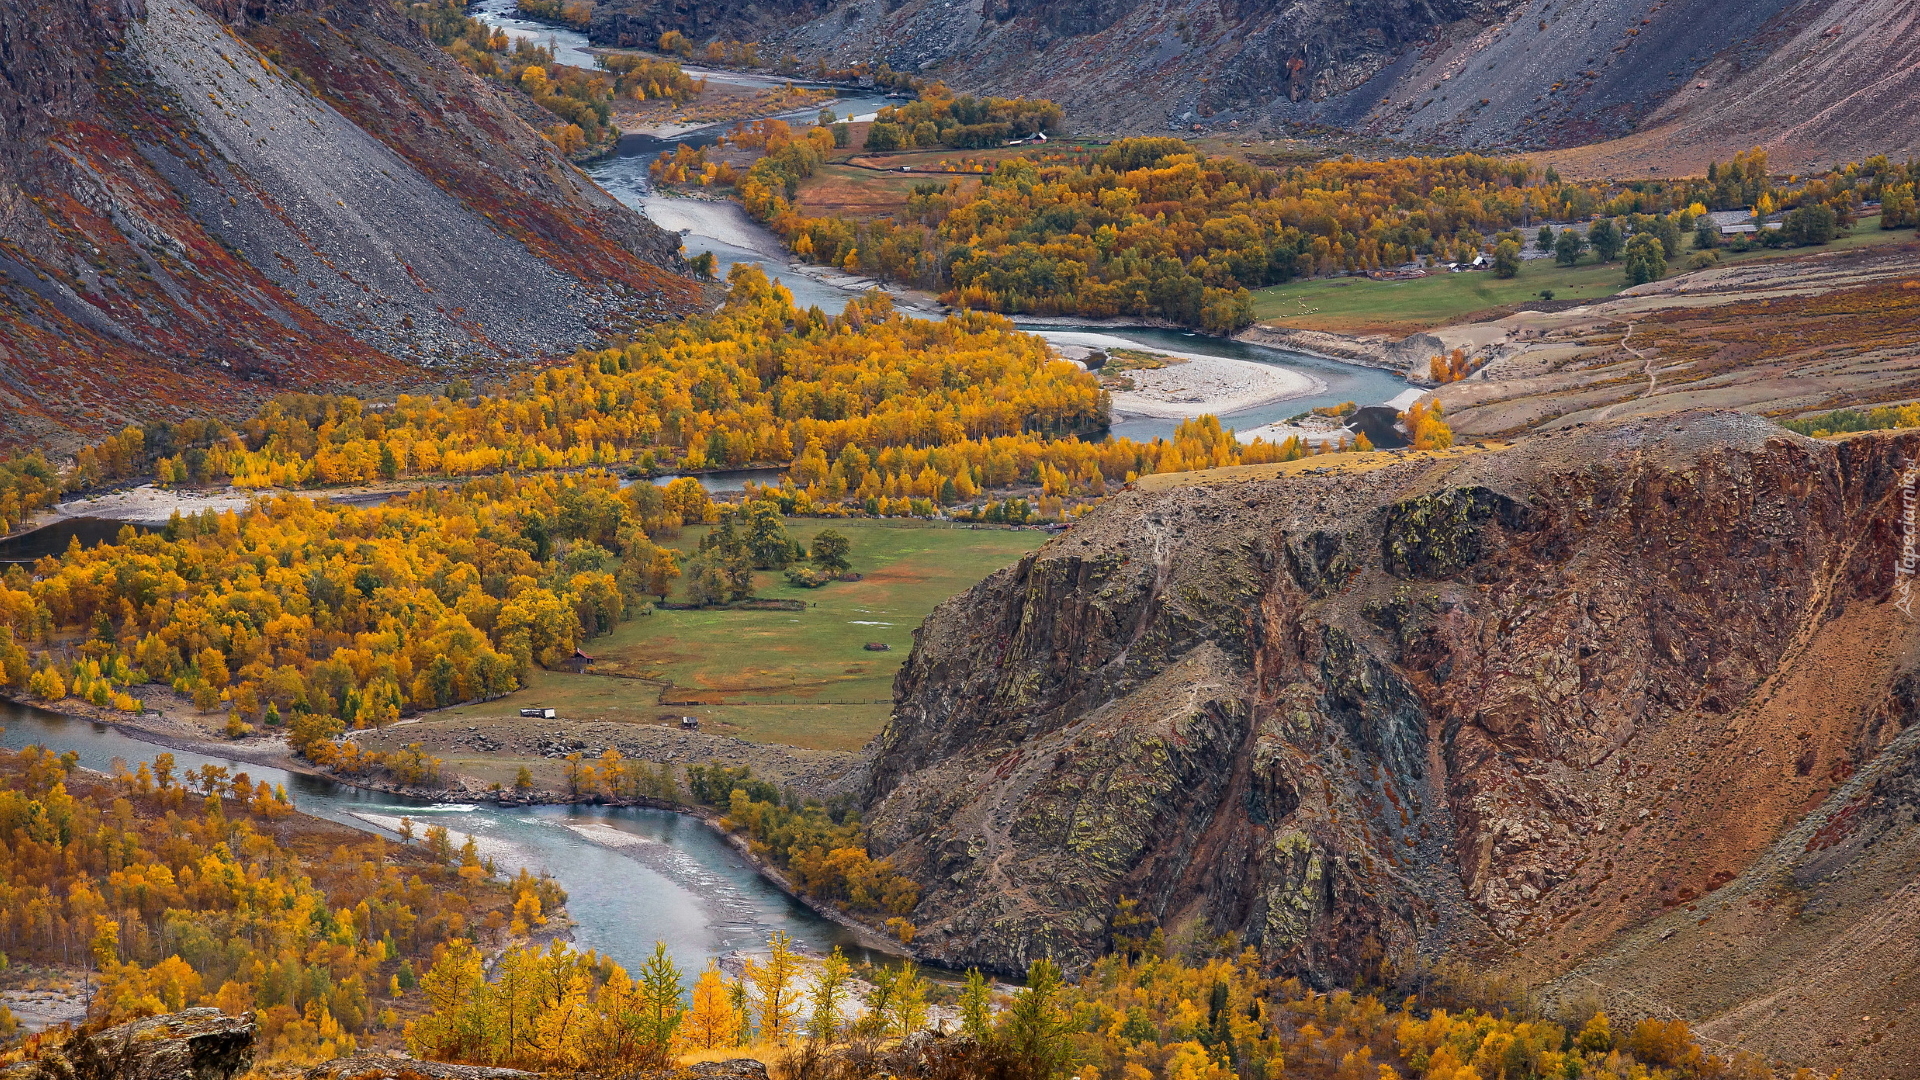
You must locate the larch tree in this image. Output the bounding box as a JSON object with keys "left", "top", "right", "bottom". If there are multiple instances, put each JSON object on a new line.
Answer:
{"left": 886, "top": 960, "right": 930, "bottom": 1038}
{"left": 1002, "top": 958, "right": 1075, "bottom": 1080}
{"left": 806, "top": 947, "right": 852, "bottom": 1044}
{"left": 958, "top": 969, "right": 993, "bottom": 1040}
{"left": 747, "top": 931, "right": 804, "bottom": 1045}
{"left": 636, "top": 943, "right": 686, "bottom": 1064}
{"left": 686, "top": 965, "right": 736, "bottom": 1050}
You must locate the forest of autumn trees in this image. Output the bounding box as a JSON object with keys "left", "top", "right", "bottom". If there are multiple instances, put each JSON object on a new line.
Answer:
{"left": 59, "top": 267, "right": 1318, "bottom": 507}
{"left": 737, "top": 141, "right": 1546, "bottom": 330}
{"left": 861, "top": 89, "right": 1064, "bottom": 152}
{"left": 409, "top": 930, "right": 951, "bottom": 1072}
{"left": 0, "top": 471, "right": 675, "bottom": 784}
{"left": 515, "top": 0, "right": 593, "bottom": 30}
{"left": 0, "top": 268, "right": 1384, "bottom": 789}
{"left": 683, "top": 764, "right": 918, "bottom": 934}
{"left": 1024, "top": 927, "right": 1806, "bottom": 1080}
{"left": 724, "top": 134, "right": 1920, "bottom": 333}
{"left": 1784, "top": 401, "right": 1920, "bottom": 437}
{"left": 0, "top": 743, "right": 563, "bottom": 1063}
{"left": 405, "top": 907, "right": 1799, "bottom": 1080}
{"left": 0, "top": 456, "right": 60, "bottom": 536}
{"left": 739, "top": 140, "right": 1605, "bottom": 332}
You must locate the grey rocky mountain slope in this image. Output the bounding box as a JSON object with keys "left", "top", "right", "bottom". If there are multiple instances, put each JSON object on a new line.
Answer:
{"left": 0, "top": 0, "right": 698, "bottom": 451}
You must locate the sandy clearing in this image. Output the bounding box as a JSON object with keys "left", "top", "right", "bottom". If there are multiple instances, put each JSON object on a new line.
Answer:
{"left": 1234, "top": 419, "right": 1351, "bottom": 446}
{"left": 0, "top": 991, "right": 87, "bottom": 1033}
{"left": 623, "top": 120, "right": 712, "bottom": 139}
{"left": 559, "top": 820, "right": 665, "bottom": 850}
{"left": 638, "top": 195, "right": 790, "bottom": 258}
{"left": 347, "top": 809, "right": 542, "bottom": 875}
{"left": 53, "top": 484, "right": 258, "bottom": 524}
{"left": 1113, "top": 356, "right": 1321, "bottom": 418}
{"left": 27, "top": 480, "right": 420, "bottom": 533}
{"left": 1033, "top": 331, "right": 1323, "bottom": 418}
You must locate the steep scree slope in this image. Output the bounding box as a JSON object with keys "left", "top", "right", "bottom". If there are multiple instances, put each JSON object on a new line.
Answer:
{"left": 1532, "top": 0, "right": 1920, "bottom": 176}
{"left": 1311, "top": 0, "right": 1802, "bottom": 150}
{"left": 866, "top": 413, "right": 1920, "bottom": 1070}
{"left": 0, "top": 0, "right": 697, "bottom": 452}
{"left": 1543, "top": 679, "right": 1920, "bottom": 1078}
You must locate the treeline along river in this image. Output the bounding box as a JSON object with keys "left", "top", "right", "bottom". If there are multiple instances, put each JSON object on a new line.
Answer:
{"left": 0, "top": 700, "right": 893, "bottom": 981}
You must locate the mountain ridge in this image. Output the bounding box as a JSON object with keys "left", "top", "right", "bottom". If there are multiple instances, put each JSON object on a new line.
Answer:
{"left": 0, "top": 0, "right": 699, "bottom": 453}
{"left": 589, "top": 0, "right": 1919, "bottom": 169}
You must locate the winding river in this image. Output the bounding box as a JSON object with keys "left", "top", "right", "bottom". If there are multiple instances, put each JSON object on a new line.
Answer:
{"left": 463, "top": 1, "right": 1407, "bottom": 433}
{"left": 0, "top": 700, "right": 893, "bottom": 979}
{"left": 0, "top": 10, "right": 1412, "bottom": 985}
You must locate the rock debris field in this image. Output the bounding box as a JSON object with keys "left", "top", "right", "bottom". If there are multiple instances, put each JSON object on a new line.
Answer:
{"left": 136, "top": 2, "right": 635, "bottom": 364}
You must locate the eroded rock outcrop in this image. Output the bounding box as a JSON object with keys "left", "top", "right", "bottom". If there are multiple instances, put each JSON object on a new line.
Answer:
{"left": 5, "top": 1008, "right": 255, "bottom": 1080}
{"left": 867, "top": 412, "right": 1920, "bottom": 1007}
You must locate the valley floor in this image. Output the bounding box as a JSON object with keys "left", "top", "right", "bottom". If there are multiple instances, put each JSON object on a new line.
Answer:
{"left": 6, "top": 518, "right": 1044, "bottom": 800}
{"left": 433, "top": 518, "right": 1044, "bottom": 757}
{"left": 1249, "top": 214, "right": 1914, "bottom": 337}
{"left": 1231, "top": 231, "right": 1920, "bottom": 436}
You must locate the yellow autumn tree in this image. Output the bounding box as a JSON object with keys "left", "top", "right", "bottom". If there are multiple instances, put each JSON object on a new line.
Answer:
{"left": 746, "top": 931, "right": 805, "bottom": 1046}
{"left": 1403, "top": 400, "right": 1454, "bottom": 451}
{"left": 686, "top": 964, "right": 736, "bottom": 1050}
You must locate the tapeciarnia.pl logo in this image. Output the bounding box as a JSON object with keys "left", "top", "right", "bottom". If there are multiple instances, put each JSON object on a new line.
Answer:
{"left": 1899, "top": 459, "right": 1920, "bottom": 619}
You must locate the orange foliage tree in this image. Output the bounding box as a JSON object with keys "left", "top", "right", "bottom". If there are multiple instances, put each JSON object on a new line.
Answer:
{"left": 0, "top": 743, "right": 560, "bottom": 1061}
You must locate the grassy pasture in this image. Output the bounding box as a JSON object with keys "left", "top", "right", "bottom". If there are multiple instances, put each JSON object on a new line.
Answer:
{"left": 445, "top": 519, "right": 1045, "bottom": 751}
{"left": 1252, "top": 215, "right": 1908, "bottom": 335}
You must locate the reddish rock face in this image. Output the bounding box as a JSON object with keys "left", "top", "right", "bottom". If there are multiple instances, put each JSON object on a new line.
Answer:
{"left": 0, "top": 0, "right": 698, "bottom": 453}
{"left": 865, "top": 412, "right": 1920, "bottom": 1013}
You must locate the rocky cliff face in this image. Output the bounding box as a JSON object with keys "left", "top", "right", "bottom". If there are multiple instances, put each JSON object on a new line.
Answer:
{"left": 0, "top": 0, "right": 698, "bottom": 452}
{"left": 866, "top": 413, "right": 1920, "bottom": 1069}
